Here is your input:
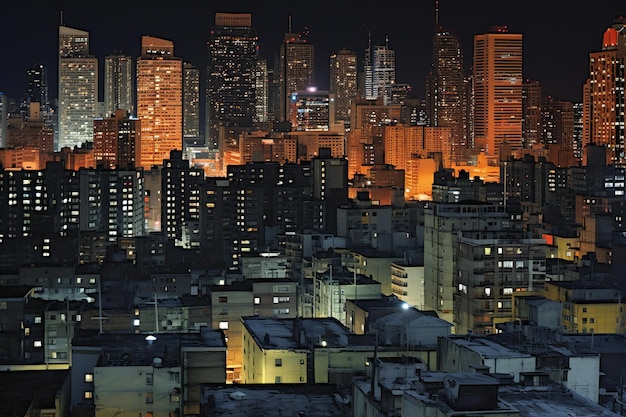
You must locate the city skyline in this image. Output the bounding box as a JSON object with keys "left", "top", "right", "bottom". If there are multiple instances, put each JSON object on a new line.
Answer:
{"left": 2, "top": 1, "right": 626, "bottom": 104}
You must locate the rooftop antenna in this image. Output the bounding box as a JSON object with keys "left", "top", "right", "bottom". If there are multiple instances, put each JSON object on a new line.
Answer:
{"left": 288, "top": 15, "right": 292, "bottom": 34}
{"left": 435, "top": 0, "right": 439, "bottom": 27}
{"left": 60, "top": 11, "right": 64, "bottom": 26}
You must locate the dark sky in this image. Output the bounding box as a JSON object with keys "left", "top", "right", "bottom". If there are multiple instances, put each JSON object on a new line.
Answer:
{"left": 1, "top": 1, "right": 624, "bottom": 104}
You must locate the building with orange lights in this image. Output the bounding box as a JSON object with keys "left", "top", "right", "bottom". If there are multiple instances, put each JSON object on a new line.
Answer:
{"left": 136, "top": 36, "right": 183, "bottom": 169}
{"left": 583, "top": 17, "right": 626, "bottom": 166}
{"left": 93, "top": 109, "right": 140, "bottom": 169}
{"left": 472, "top": 26, "right": 523, "bottom": 165}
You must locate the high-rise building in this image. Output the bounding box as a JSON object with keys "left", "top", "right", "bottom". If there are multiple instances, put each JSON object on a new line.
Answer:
{"left": 103, "top": 53, "right": 134, "bottom": 117}
{"left": 255, "top": 58, "right": 269, "bottom": 124}
{"left": 472, "top": 26, "right": 523, "bottom": 164}
{"left": 58, "top": 25, "right": 98, "bottom": 151}
{"left": 279, "top": 23, "right": 314, "bottom": 123}
{"left": 93, "top": 109, "right": 140, "bottom": 169}
{"left": 329, "top": 49, "right": 358, "bottom": 125}
{"left": 25, "top": 63, "right": 49, "bottom": 109}
{"left": 541, "top": 97, "right": 576, "bottom": 167}
{"left": 136, "top": 36, "right": 183, "bottom": 169}
{"left": 206, "top": 13, "right": 258, "bottom": 151}
{"left": 183, "top": 62, "right": 200, "bottom": 145}
{"left": 290, "top": 88, "right": 333, "bottom": 131}
{"left": 312, "top": 148, "right": 348, "bottom": 234}
{"left": 583, "top": 17, "right": 626, "bottom": 166}
{"left": 522, "top": 79, "right": 542, "bottom": 148}
{"left": 427, "top": 20, "right": 465, "bottom": 164}
{"left": 161, "top": 150, "right": 205, "bottom": 248}
{"left": 370, "top": 41, "right": 395, "bottom": 105}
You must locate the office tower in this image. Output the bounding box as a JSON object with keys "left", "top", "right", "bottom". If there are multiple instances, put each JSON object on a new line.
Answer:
{"left": 473, "top": 26, "right": 523, "bottom": 164}
{"left": 290, "top": 88, "right": 332, "bottom": 131}
{"left": 206, "top": 12, "right": 258, "bottom": 151}
{"left": 279, "top": 22, "right": 315, "bottom": 122}
{"left": 255, "top": 58, "right": 269, "bottom": 124}
{"left": 329, "top": 48, "right": 358, "bottom": 125}
{"left": 58, "top": 25, "right": 98, "bottom": 151}
{"left": 103, "top": 53, "right": 134, "bottom": 117}
{"left": 93, "top": 109, "right": 140, "bottom": 169}
{"left": 370, "top": 41, "right": 395, "bottom": 105}
{"left": 183, "top": 62, "right": 200, "bottom": 145}
{"left": 427, "top": 15, "right": 465, "bottom": 164}
{"left": 0, "top": 93, "right": 6, "bottom": 148}
{"left": 522, "top": 79, "right": 542, "bottom": 148}
{"left": 24, "top": 63, "right": 54, "bottom": 130}
{"left": 541, "top": 97, "right": 576, "bottom": 167}
{"left": 136, "top": 35, "right": 183, "bottom": 169}
{"left": 584, "top": 17, "right": 626, "bottom": 166}
{"left": 25, "top": 63, "right": 49, "bottom": 108}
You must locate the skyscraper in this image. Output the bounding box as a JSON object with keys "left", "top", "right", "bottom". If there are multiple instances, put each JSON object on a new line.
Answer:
{"left": 183, "top": 62, "right": 200, "bottom": 145}
{"left": 103, "top": 53, "right": 134, "bottom": 117}
{"left": 584, "top": 17, "right": 626, "bottom": 166}
{"left": 521, "top": 79, "right": 542, "bottom": 148}
{"left": 206, "top": 12, "right": 258, "bottom": 149}
{"left": 426, "top": 14, "right": 465, "bottom": 164}
{"left": 371, "top": 41, "right": 395, "bottom": 105}
{"left": 472, "top": 26, "right": 523, "bottom": 164}
{"left": 279, "top": 21, "right": 314, "bottom": 123}
{"left": 254, "top": 58, "right": 269, "bottom": 124}
{"left": 58, "top": 25, "right": 98, "bottom": 151}
{"left": 136, "top": 35, "right": 183, "bottom": 169}
{"left": 329, "top": 48, "right": 358, "bottom": 125}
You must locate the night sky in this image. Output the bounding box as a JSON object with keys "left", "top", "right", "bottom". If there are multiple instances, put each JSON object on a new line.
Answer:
{"left": 1, "top": 1, "right": 625, "bottom": 104}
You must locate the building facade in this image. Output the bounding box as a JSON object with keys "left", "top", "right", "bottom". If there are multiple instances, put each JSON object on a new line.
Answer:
{"left": 58, "top": 25, "right": 98, "bottom": 151}
{"left": 137, "top": 36, "right": 183, "bottom": 169}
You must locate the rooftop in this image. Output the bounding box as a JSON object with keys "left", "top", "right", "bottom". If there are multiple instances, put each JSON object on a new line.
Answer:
{"left": 200, "top": 384, "right": 345, "bottom": 417}
{"left": 242, "top": 317, "right": 351, "bottom": 349}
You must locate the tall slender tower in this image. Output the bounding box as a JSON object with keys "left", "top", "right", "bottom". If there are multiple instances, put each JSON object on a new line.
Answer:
{"left": 103, "top": 53, "right": 134, "bottom": 117}
{"left": 521, "top": 79, "right": 542, "bottom": 148}
{"left": 584, "top": 17, "right": 626, "bottom": 166}
{"left": 371, "top": 40, "right": 395, "bottom": 105}
{"left": 426, "top": 2, "right": 465, "bottom": 164}
{"left": 472, "top": 26, "right": 523, "bottom": 164}
{"left": 330, "top": 48, "right": 358, "bottom": 126}
{"left": 58, "top": 24, "right": 98, "bottom": 151}
{"left": 183, "top": 62, "right": 200, "bottom": 145}
{"left": 279, "top": 19, "right": 314, "bottom": 122}
{"left": 136, "top": 35, "right": 183, "bottom": 169}
{"left": 206, "top": 12, "right": 258, "bottom": 150}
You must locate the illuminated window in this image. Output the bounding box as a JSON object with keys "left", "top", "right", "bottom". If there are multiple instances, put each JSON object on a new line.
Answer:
{"left": 84, "top": 391, "right": 93, "bottom": 399}
{"left": 34, "top": 340, "right": 42, "bottom": 347}
{"left": 484, "top": 288, "right": 491, "bottom": 297}
{"left": 484, "top": 247, "right": 491, "bottom": 255}
{"left": 219, "top": 321, "right": 229, "bottom": 330}
{"left": 254, "top": 297, "right": 261, "bottom": 305}
{"left": 85, "top": 373, "right": 93, "bottom": 383}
